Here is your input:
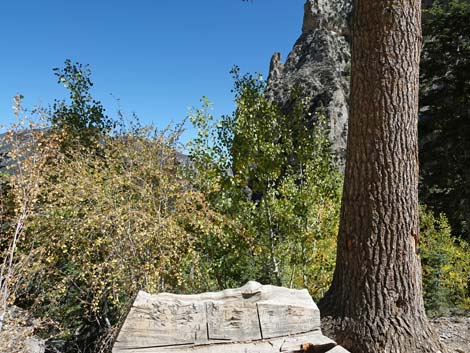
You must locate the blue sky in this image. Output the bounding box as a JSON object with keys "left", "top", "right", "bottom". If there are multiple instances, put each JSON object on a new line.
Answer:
{"left": 0, "top": 0, "right": 305, "bottom": 141}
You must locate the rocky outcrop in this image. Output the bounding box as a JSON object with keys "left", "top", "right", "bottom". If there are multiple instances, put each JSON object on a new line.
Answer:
{"left": 266, "top": 0, "right": 352, "bottom": 168}
{"left": 0, "top": 306, "right": 45, "bottom": 353}
{"left": 266, "top": 0, "right": 439, "bottom": 169}
{"left": 0, "top": 130, "right": 46, "bottom": 174}
{"left": 430, "top": 316, "right": 470, "bottom": 353}
{"left": 302, "top": 0, "right": 351, "bottom": 36}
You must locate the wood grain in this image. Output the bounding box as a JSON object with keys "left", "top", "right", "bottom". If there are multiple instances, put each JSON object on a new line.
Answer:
{"left": 112, "top": 281, "right": 348, "bottom": 353}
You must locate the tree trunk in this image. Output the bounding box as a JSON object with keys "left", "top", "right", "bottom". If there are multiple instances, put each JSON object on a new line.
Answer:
{"left": 318, "top": 1, "right": 446, "bottom": 352}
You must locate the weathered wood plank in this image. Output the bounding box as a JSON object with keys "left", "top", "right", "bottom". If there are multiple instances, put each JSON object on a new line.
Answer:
{"left": 114, "top": 331, "right": 335, "bottom": 353}
{"left": 206, "top": 302, "right": 261, "bottom": 341}
{"left": 258, "top": 303, "right": 319, "bottom": 339}
{"left": 114, "top": 299, "right": 207, "bottom": 348}
{"left": 112, "top": 281, "right": 349, "bottom": 353}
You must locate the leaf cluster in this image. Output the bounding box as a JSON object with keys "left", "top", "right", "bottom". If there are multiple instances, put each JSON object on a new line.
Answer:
{"left": 420, "top": 205, "right": 470, "bottom": 316}
{"left": 189, "top": 68, "right": 343, "bottom": 299}
{"left": 51, "top": 60, "right": 115, "bottom": 150}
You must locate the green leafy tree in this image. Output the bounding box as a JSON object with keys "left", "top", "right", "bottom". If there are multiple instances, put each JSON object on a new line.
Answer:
{"left": 190, "top": 69, "right": 342, "bottom": 299}
{"left": 51, "top": 59, "right": 115, "bottom": 149}
{"left": 420, "top": 0, "right": 470, "bottom": 240}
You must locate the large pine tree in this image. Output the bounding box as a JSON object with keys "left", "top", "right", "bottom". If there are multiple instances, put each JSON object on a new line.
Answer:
{"left": 319, "top": 0, "right": 446, "bottom": 352}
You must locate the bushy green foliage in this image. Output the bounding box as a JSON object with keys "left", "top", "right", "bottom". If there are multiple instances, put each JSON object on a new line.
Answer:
{"left": 0, "top": 110, "right": 53, "bottom": 335}
{"left": 420, "top": 0, "right": 470, "bottom": 241}
{"left": 420, "top": 205, "right": 470, "bottom": 316}
{"left": 0, "top": 172, "right": 14, "bottom": 251}
{"left": 8, "top": 124, "right": 227, "bottom": 352}
{"left": 190, "top": 68, "right": 343, "bottom": 300}
{"left": 51, "top": 59, "right": 115, "bottom": 149}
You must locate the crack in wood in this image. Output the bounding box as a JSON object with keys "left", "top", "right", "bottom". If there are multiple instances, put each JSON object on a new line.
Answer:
{"left": 256, "top": 303, "right": 264, "bottom": 340}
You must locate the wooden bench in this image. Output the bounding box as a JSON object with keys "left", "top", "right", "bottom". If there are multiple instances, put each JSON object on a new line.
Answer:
{"left": 112, "top": 281, "right": 349, "bottom": 353}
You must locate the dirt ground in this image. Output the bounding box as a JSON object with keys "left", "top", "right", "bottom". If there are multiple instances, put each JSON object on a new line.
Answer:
{"left": 430, "top": 316, "right": 470, "bottom": 353}
{"left": 321, "top": 315, "right": 469, "bottom": 353}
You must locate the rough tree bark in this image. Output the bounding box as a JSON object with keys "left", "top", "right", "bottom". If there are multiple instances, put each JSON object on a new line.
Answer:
{"left": 318, "top": 1, "right": 446, "bottom": 352}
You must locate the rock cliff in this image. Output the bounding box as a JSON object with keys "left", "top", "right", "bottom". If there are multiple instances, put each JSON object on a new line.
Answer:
{"left": 266, "top": 0, "right": 438, "bottom": 169}
{"left": 266, "top": 0, "right": 352, "bottom": 168}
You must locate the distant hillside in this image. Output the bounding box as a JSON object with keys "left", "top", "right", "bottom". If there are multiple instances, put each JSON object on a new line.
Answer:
{"left": 0, "top": 129, "right": 192, "bottom": 175}
{"left": 0, "top": 130, "right": 41, "bottom": 173}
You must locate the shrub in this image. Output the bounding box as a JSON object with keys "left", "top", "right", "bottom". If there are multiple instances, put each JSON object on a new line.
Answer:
{"left": 8, "top": 124, "right": 226, "bottom": 352}
{"left": 420, "top": 205, "right": 470, "bottom": 316}
{"left": 189, "top": 69, "right": 343, "bottom": 300}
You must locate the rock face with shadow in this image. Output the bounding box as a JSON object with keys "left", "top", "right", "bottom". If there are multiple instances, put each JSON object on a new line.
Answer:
{"left": 266, "top": 0, "right": 438, "bottom": 169}
{"left": 266, "top": 0, "right": 352, "bottom": 169}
